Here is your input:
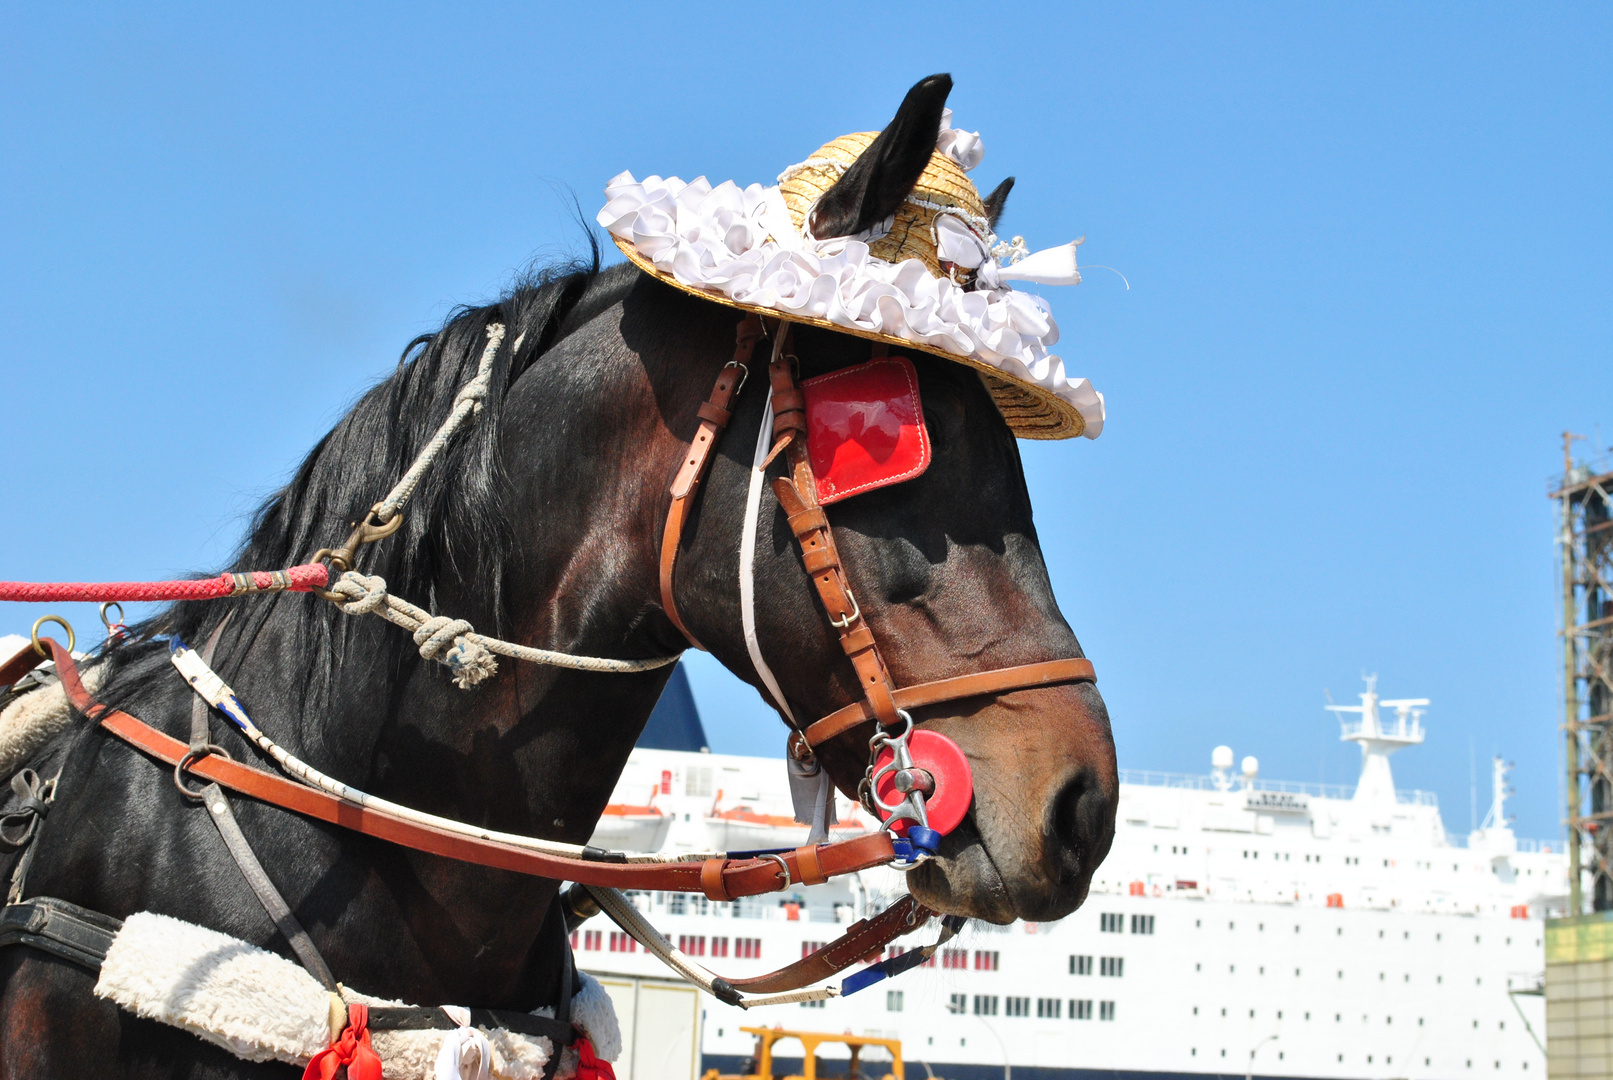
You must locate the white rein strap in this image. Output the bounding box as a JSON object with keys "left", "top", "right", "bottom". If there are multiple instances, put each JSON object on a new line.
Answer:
{"left": 740, "top": 330, "right": 795, "bottom": 724}
{"left": 741, "top": 325, "right": 838, "bottom": 842}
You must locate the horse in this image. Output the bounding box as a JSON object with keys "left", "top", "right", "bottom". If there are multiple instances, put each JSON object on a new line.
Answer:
{"left": 0, "top": 79, "right": 1116, "bottom": 1078}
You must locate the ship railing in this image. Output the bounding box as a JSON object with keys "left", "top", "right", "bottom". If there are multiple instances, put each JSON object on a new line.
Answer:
{"left": 1119, "top": 769, "right": 1438, "bottom": 806}
{"left": 1337, "top": 716, "right": 1425, "bottom": 742}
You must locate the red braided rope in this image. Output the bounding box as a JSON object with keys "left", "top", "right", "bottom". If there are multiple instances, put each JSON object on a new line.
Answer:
{"left": 0, "top": 564, "right": 329, "bottom": 603}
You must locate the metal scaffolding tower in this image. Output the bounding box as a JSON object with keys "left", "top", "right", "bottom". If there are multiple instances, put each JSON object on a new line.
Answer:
{"left": 1554, "top": 433, "right": 1613, "bottom": 914}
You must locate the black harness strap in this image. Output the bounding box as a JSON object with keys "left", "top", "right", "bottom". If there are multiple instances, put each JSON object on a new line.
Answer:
{"left": 0, "top": 896, "right": 120, "bottom": 970}
{"left": 184, "top": 618, "right": 338, "bottom": 991}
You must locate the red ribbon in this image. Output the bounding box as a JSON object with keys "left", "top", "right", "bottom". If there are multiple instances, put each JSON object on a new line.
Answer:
{"left": 575, "top": 1033, "right": 617, "bottom": 1080}
{"left": 303, "top": 1002, "right": 383, "bottom": 1080}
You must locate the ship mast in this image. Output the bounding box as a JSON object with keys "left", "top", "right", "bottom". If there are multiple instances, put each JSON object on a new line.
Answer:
{"left": 1326, "top": 675, "right": 1427, "bottom": 808}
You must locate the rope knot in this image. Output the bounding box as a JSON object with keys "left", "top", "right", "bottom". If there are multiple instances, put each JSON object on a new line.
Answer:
{"left": 452, "top": 376, "right": 491, "bottom": 414}
{"left": 332, "top": 572, "right": 389, "bottom": 615}
{"left": 412, "top": 617, "right": 497, "bottom": 689}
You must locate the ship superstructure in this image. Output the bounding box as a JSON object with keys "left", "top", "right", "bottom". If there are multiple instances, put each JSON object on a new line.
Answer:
{"left": 581, "top": 682, "right": 1564, "bottom": 1080}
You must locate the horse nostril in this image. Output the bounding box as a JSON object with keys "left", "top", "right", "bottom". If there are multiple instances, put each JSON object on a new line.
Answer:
{"left": 1048, "top": 769, "right": 1112, "bottom": 882}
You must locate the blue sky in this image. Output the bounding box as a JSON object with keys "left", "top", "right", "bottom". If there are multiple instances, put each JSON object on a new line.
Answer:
{"left": 2, "top": 4, "right": 1608, "bottom": 840}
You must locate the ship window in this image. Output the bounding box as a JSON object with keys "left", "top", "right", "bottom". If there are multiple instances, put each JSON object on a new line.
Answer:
{"left": 1099, "top": 957, "right": 1124, "bottom": 977}
{"left": 1195, "top": 919, "right": 1201, "bottom": 928}
{"left": 974, "top": 950, "right": 1000, "bottom": 971}
{"left": 1195, "top": 963, "right": 1201, "bottom": 971}
{"left": 1005, "top": 996, "right": 1030, "bottom": 1017}
{"left": 1221, "top": 1008, "right": 1226, "bottom": 1017}
{"left": 668, "top": 894, "right": 686, "bottom": 915}
{"left": 1099, "top": 1001, "right": 1116, "bottom": 1021}
{"left": 677, "top": 935, "right": 707, "bottom": 957}
{"left": 1438, "top": 976, "right": 1443, "bottom": 983}
{"left": 1100, "top": 913, "right": 1123, "bottom": 932}
{"left": 886, "top": 991, "right": 903, "bottom": 1012}
{"left": 1419, "top": 1018, "right": 1424, "bottom": 1026}
{"left": 1277, "top": 1011, "right": 1282, "bottom": 1019}
{"left": 973, "top": 995, "right": 999, "bottom": 1016}
{"left": 1070, "top": 955, "right": 1093, "bottom": 975}
{"left": 1037, "top": 998, "right": 1062, "bottom": 1018}
{"left": 1295, "top": 969, "right": 1301, "bottom": 976}
{"left": 1305, "top": 1012, "right": 1310, "bottom": 1020}
{"left": 1192, "top": 1006, "right": 1198, "bottom": 1015}
{"left": 947, "top": 994, "right": 966, "bottom": 1014}
{"left": 801, "top": 941, "right": 826, "bottom": 958}
{"left": 942, "top": 948, "right": 967, "bottom": 969}
{"left": 1130, "top": 915, "right": 1154, "bottom": 934}
{"left": 1071, "top": 999, "right": 1093, "bottom": 1020}
{"left": 800, "top": 999, "right": 825, "bottom": 1009}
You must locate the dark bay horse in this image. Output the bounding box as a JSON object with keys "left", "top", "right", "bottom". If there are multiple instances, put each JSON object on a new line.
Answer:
{"left": 0, "top": 89, "right": 1116, "bottom": 1079}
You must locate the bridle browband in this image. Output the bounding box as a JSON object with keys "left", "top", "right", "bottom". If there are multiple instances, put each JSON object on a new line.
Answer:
{"left": 657, "top": 313, "right": 1098, "bottom": 763}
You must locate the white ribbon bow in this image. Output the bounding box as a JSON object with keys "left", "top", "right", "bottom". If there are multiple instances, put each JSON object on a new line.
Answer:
{"left": 435, "top": 1007, "right": 492, "bottom": 1080}
{"left": 934, "top": 215, "right": 1085, "bottom": 290}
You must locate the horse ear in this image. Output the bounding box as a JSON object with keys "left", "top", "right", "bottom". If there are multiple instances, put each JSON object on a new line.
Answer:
{"left": 808, "top": 73, "right": 952, "bottom": 240}
{"left": 983, "top": 177, "right": 1014, "bottom": 229}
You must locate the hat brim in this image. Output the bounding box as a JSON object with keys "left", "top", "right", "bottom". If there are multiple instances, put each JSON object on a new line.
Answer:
{"left": 613, "top": 236, "right": 1086, "bottom": 440}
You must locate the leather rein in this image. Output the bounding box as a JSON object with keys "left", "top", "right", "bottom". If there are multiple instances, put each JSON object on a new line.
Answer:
{"left": 658, "top": 313, "right": 1096, "bottom": 761}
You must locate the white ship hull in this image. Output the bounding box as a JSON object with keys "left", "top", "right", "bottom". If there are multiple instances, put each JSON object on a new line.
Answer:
{"left": 580, "top": 723, "right": 1564, "bottom": 1080}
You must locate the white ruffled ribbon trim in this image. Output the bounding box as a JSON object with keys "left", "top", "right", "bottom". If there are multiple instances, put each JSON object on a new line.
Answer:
{"left": 597, "top": 173, "right": 1104, "bottom": 437}
{"left": 937, "top": 109, "right": 983, "bottom": 171}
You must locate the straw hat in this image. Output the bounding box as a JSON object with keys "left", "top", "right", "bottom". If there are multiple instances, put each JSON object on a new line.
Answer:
{"left": 598, "top": 104, "right": 1104, "bottom": 440}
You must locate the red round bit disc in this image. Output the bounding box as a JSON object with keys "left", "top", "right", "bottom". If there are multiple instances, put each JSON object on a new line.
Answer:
{"left": 872, "top": 729, "right": 974, "bottom": 837}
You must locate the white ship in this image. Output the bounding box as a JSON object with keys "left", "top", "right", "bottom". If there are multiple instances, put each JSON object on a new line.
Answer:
{"left": 581, "top": 674, "right": 1566, "bottom": 1080}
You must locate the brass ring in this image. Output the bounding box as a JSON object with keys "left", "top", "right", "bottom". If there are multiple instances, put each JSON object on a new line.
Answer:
{"left": 30, "top": 616, "right": 74, "bottom": 659}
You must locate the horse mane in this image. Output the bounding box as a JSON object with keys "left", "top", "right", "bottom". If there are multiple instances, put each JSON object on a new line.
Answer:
{"left": 103, "top": 243, "right": 617, "bottom": 710}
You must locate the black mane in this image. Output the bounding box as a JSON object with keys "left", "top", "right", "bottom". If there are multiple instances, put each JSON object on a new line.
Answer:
{"left": 105, "top": 247, "right": 610, "bottom": 705}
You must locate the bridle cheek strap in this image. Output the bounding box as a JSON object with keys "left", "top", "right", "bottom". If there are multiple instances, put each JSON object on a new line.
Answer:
{"left": 767, "top": 331, "right": 903, "bottom": 730}
{"left": 659, "top": 313, "right": 765, "bottom": 648}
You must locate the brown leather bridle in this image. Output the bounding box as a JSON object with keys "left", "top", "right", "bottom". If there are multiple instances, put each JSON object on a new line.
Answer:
{"left": 658, "top": 314, "right": 1097, "bottom": 768}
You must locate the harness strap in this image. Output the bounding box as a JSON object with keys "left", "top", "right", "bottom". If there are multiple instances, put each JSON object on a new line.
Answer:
{"left": 659, "top": 313, "right": 765, "bottom": 648}
{"left": 803, "top": 658, "right": 1099, "bottom": 749}
{"left": 0, "top": 896, "right": 120, "bottom": 971}
{"left": 720, "top": 894, "right": 929, "bottom": 994}
{"left": 34, "top": 640, "right": 896, "bottom": 897}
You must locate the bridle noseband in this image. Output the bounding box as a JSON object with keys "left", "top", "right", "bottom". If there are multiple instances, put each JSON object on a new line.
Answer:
{"left": 658, "top": 313, "right": 1097, "bottom": 827}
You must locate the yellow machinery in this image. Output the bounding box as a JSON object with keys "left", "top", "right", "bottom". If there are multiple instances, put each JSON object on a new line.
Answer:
{"left": 702, "top": 1026, "right": 909, "bottom": 1080}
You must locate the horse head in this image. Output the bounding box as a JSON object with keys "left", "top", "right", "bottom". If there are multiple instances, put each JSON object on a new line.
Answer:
{"left": 649, "top": 75, "right": 1118, "bottom": 924}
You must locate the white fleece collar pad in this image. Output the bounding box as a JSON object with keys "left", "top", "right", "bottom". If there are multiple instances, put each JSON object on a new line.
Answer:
{"left": 93, "top": 911, "right": 620, "bottom": 1079}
